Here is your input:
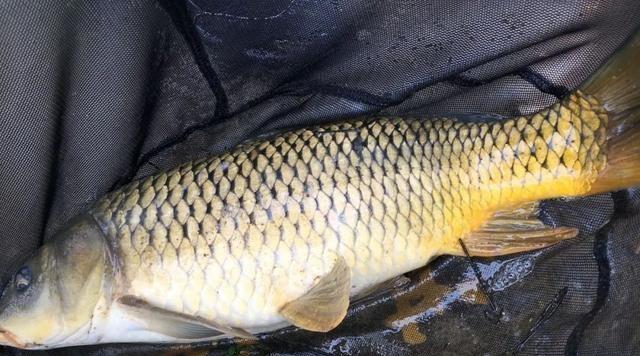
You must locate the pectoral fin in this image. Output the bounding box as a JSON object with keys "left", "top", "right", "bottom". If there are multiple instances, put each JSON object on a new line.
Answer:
{"left": 462, "top": 202, "right": 579, "bottom": 257}
{"left": 279, "top": 255, "right": 351, "bottom": 332}
{"left": 117, "top": 295, "right": 255, "bottom": 340}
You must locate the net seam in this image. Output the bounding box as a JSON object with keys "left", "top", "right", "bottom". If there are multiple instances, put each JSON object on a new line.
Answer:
{"left": 158, "top": 0, "right": 229, "bottom": 118}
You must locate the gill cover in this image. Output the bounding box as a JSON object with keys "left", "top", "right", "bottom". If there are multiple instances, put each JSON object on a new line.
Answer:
{"left": 51, "top": 215, "right": 110, "bottom": 331}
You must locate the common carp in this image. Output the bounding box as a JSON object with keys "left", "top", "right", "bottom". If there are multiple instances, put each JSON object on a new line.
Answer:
{"left": 1, "top": 34, "right": 640, "bottom": 349}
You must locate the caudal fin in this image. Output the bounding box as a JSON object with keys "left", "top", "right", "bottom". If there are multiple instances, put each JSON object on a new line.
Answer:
{"left": 581, "top": 30, "right": 640, "bottom": 194}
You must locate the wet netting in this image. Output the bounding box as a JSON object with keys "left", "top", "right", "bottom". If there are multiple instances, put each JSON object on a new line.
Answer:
{"left": 1, "top": 1, "right": 639, "bottom": 355}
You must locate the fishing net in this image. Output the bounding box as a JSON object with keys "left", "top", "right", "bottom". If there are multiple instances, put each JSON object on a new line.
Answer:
{"left": 1, "top": 0, "right": 639, "bottom": 355}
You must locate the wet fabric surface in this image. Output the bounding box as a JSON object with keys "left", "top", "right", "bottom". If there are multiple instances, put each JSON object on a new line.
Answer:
{"left": 1, "top": 0, "right": 639, "bottom": 355}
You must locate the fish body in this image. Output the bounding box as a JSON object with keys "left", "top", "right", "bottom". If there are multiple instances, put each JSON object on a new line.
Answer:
{"left": 90, "top": 91, "right": 607, "bottom": 341}
{"left": 1, "top": 33, "right": 639, "bottom": 349}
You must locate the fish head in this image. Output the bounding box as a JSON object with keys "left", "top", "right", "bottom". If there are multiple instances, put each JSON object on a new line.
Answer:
{"left": 0, "top": 216, "right": 111, "bottom": 349}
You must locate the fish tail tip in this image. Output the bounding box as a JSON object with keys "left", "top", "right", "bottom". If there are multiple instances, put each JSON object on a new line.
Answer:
{"left": 579, "top": 29, "right": 640, "bottom": 194}
{"left": 581, "top": 29, "right": 640, "bottom": 115}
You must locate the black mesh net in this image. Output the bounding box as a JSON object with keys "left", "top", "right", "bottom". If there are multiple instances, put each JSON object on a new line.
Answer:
{"left": 1, "top": 0, "right": 639, "bottom": 355}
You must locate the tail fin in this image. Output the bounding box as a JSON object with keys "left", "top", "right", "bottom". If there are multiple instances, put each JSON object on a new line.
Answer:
{"left": 581, "top": 30, "right": 640, "bottom": 194}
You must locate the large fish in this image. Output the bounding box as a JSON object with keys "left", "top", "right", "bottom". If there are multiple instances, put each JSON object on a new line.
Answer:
{"left": 1, "top": 34, "right": 640, "bottom": 349}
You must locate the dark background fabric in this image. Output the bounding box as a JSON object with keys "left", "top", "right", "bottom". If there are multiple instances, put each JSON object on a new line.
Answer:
{"left": 1, "top": 0, "right": 639, "bottom": 355}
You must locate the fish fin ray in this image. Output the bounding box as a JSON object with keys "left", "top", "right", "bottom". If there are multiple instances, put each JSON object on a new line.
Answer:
{"left": 582, "top": 30, "right": 640, "bottom": 194}
{"left": 581, "top": 30, "right": 640, "bottom": 114}
{"left": 490, "top": 201, "right": 540, "bottom": 220}
{"left": 279, "top": 255, "right": 351, "bottom": 332}
{"left": 462, "top": 202, "right": 578, "bottom": 257}
{"left": 117, "top": 295, "right": 255, "bottom": 340}
{"left": 590, "top": 123, "right": 640, "bottom": 194}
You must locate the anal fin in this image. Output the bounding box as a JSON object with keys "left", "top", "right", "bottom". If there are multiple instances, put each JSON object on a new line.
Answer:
{"left": 463, "top": 202, "right": 579, "bottom": 257}
{"left": 279, "top": 255, "right": 351, "bottom": 332}
{"left": 117, "top": 295, "right": 255, "bottom": 340}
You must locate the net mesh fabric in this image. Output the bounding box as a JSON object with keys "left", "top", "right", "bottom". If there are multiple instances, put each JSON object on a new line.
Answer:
{"left": 0, "top": 0, "right": 639, "bottom": 355}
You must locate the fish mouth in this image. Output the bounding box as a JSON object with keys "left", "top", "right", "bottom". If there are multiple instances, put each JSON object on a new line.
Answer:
{"left": 0, "top": 328, "right": 27, "bottom": 349}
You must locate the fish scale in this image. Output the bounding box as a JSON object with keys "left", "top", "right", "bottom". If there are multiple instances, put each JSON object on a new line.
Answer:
{"left": 91, "top": 90, "right": 608, "bottom": 331}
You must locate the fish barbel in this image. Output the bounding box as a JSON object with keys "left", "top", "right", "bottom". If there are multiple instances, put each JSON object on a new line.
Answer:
{"left": 1, "top": 33, "right": 640, "bottom": 349}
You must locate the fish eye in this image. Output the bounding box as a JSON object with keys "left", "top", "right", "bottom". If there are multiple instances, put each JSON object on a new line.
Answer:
{"left": 14, "top": 266, "right": 32, "bottom": 292}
